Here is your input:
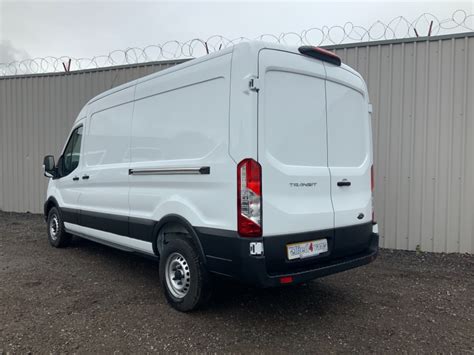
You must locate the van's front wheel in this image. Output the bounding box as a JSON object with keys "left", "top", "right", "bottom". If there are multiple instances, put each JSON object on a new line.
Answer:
{"left": 159, "top": 237, "right": 211, "bottom": 312}
{"left": 47, "top": 207, "right": 71, "bottom": 248}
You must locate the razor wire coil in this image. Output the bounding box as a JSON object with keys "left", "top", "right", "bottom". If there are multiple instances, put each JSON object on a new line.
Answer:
{"left": 1, "top": 9, "right": 472, "bottom": 76}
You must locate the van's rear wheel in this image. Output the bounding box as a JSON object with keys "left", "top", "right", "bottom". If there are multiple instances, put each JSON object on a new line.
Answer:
{"left": 47, "top": 207, "right": 71, "bottom": 248}
{"left": 159, "top": 236, "right": 211, "bottom": 312}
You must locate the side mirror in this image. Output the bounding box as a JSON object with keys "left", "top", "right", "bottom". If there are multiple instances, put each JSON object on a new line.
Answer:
{"left": 43, "top": 155, "right": 56, "bottom": 178}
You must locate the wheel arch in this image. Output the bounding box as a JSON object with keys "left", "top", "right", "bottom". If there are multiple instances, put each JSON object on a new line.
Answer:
{"left": 152, "top": 214, "right": 207, "bottom": 264}
{"left": 44, "top": 197, "right": 59, "bottom": 221}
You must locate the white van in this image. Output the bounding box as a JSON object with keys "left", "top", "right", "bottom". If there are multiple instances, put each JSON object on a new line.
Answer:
{"left": 43, "top": 41, "right": 379, "bottom": 312}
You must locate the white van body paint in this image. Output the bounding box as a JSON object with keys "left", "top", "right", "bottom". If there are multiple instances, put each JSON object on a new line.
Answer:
{"left": 44, "top": 41, "right": 378, "bottom": 288}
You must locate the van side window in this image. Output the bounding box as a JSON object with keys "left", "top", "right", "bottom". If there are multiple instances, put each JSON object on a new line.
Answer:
{"left": 62, "top": 126, "right": 83, "bottom": 176}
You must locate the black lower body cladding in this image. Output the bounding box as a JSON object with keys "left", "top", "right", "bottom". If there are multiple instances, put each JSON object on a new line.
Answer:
{"left": 46, "top": 202, "right": 378, "bottom": 287}
{"left": 196, "top": 222, "right": 379, "bottom": 287}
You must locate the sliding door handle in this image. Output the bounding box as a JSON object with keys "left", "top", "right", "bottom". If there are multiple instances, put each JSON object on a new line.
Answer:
{"left": 72, "top": 176, "right": 79, "bottom": 181}
{"left": 82, "top": 175, "right": 90, "bottom": 180}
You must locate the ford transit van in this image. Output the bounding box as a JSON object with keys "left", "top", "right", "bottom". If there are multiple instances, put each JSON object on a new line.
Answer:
{"left": 43, "top": 41, "right": 379, "bottom": 312}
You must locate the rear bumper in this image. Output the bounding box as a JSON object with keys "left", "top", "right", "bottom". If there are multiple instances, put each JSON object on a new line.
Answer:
{"left": 195, "top": 223, "right": 379, "bottom": 287}
{"left": 244, "top": 233, "right": 378, "bottom": 287}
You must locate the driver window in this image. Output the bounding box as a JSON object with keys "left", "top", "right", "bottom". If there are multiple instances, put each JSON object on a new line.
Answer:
{"left": 63, "top": 126, "right": 83, "bottom": 176}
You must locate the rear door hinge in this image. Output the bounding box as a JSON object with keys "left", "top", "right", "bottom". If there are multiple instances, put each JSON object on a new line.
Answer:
{"left": 249, "top": 77, "right": 260, "bottom": 92}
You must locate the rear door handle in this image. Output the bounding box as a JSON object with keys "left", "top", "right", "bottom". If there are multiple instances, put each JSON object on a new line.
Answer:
{"left": 72, "top": 176, "right": 79, "bottom": 181}
{"left": 82, "top": 175, "right": 90, "bottom": 180}
{"left": 337, "top": 180, "right": 351, "bottom": 187}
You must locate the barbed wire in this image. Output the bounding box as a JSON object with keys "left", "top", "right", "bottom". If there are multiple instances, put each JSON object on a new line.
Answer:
{"left": 1, "top": 9, "right": 472, "bottom": 76}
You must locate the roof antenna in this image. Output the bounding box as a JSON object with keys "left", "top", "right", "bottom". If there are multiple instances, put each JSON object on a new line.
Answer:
{"left": 204, "top": 42, "right": 209, "bottom": 54}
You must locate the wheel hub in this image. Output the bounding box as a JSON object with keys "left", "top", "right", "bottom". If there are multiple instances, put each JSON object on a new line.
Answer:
{"left": 173, "top": 269, "right": 184, "bottom": 281}
{"left": 50, "top": 215, "right": 59, "bottom": 240}
{"left": 165, "top": 252, "right": 191, "bottom": 299}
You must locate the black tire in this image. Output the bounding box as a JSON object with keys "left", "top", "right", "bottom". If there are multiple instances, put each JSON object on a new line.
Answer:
{"left": 159, "top": 236, "right": 211, "bottom": 312}
{"left": 47, "top": 207, "right": 72, "bottom": 248}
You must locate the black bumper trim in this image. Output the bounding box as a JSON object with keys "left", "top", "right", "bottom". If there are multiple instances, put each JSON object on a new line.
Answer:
{"left": 195, "top": 225, "right": 379, "bottom": 287}
{"left": 260, "top": 235, "right": 378, "bottom": 287}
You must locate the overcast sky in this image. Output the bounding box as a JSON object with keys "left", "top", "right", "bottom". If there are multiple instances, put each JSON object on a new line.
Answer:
{"left": 0, "top": 0, "right": 473, "bottom": 63}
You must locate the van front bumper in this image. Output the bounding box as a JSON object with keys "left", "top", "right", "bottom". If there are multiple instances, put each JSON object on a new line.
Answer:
{"left": 195, "top": 223, "right": 379, "bottom": 288}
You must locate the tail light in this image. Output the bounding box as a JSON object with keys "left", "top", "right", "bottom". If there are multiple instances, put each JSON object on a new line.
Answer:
{"left": 371, "top": 164, "right": 375, "bottom": 222}
{"left": 237, "top": 158, "right": 262, "bottom": 237}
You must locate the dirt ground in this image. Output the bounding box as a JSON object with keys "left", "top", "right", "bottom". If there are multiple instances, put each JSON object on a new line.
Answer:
{"left": 0, "top": 211, "right": 473, "bottom": 353}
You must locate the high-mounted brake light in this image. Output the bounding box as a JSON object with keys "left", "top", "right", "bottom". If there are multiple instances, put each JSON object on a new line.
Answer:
{"left": 237, "top": 159, "right": 262, "bottom": 237}
{"left": 298, "top": 46, "right": 342, "bottom": 66}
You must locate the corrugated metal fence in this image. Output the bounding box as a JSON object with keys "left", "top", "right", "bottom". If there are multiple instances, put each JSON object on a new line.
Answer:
{"left": 331, "top": 33, "right": 474, "bottom": 253}
{"left": 0, "top": 59, "right": 187, "bottom": 215}
{"left": 1, "top": 33, "right": 473, "bottom": 253}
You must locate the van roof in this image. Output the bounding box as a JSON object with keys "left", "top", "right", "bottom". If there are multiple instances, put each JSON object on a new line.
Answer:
{"left": 77, "top": 41, "right": 362, "bottom": 122}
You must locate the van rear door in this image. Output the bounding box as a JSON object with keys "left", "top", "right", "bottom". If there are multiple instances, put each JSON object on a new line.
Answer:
{"left": 325, "top": 66, "right": 372, "bottom": 229}
{"left": 257, "top": 49, "right": 334, "bottom": 236}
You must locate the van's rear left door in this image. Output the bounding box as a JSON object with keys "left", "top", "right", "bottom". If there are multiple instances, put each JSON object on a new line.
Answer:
{"left": 257, "top": 49, "right": 334, "bottom": 239}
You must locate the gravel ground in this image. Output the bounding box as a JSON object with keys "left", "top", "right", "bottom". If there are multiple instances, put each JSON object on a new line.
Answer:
{"left": 0, "top": 211, "right": 473, "bottom": 353}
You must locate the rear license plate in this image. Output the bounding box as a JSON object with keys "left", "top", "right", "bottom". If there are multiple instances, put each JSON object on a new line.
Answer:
{"left": 287, "top": 239, "right": 328, "bottom": 260}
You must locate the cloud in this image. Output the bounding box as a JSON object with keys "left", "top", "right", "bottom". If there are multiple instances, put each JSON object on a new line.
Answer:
{"left": 0, "top": 40, "right": 30, "bottom": 63}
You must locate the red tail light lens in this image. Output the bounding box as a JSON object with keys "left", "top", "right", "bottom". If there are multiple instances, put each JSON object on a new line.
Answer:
{"left": 237, "top": 158, "right": 262, "bottom": 237}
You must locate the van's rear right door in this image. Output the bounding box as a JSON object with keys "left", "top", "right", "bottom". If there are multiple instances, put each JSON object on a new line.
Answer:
{"left": 257, "top": 49, "right": 334, "bottom": 238}
{"left": 325, "top": 67, "right": 372, "bottom": 226}
{"left": 325, "top": 65, "right": 373, "bottom": 255}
